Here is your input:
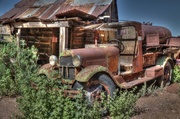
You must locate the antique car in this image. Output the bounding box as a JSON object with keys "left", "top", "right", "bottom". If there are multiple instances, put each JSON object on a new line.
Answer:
{"left": 38, "top": 21, "right": 180, "bottom": 100}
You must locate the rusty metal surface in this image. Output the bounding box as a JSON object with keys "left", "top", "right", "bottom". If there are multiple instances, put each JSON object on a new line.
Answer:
{"left": 71, "top": 46, "right": 119, "bottom": 73}
{"left": 0, "top": 0, "right": 37, "bottom": 20}
{"left": 133, "top": 40, "right": 143, "bottom": 73}
{"left": 145, "top": 65, "right": 163, "bottom": 77}
{"left": 72, "top": 0, "right": 112, "bottom": 6}
{"left": 143, "top": 53, "right": 158, "bottom": 67}
{"left": 142, "top": 24, "right": 172, "bottom": 43}
{"left": 0, "top": 0, "right": 112, "bottom": 22}
{"left": 75, "top": 65, "right": 109, "bottom": 82}
{"left": 168, "top": 37, "right": 180, "bottom": 47}
{"left": 146, "top": 34, "right": 160, "bottom": 46}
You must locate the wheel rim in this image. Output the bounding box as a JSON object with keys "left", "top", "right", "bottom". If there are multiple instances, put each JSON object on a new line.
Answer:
{"left": 85, "top": 80, "right": 110, "bottom": 103}
{"left": 164, "top": 65, "right": 172, "bottom": 85}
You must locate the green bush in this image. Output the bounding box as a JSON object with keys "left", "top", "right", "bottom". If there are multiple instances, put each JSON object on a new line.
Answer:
{"left": 172, "top": 66, "right": 180, "bottom": 83}
{"left": 0, "top": 69, "right": 19, "bottom": 96}
{"left": 0, "top": 41, "right": 19, "bottom": 96}
{"left": 0, "top": 39, "right": 38, "bottom": 96}
{"left": 18, "top": 78, "right": 138, "bottom": 119}
{"left": 0, "top": 38, "right": 139, "bottom": 119}
{"left": 106, "top": 90, "right": 138, "bottom": 119}
{"left": 17, "top": 75, "right": 103, "bottom": 119}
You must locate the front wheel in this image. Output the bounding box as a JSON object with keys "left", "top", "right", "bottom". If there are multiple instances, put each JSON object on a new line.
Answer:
{"left": 73, "top": 74, "right": 116, "bottom": 103}
{"left": 157, "top": 62, "right": 172, "bottom": 87}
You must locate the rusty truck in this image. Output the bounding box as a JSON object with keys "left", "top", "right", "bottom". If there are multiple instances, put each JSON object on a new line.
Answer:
{"left": 38, "top": 21, "right": 180, "bottom": 100}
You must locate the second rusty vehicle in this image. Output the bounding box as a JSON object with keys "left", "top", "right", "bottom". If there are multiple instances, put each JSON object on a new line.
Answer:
{"left": 38, "top": 21, "right": 180, "bottom": 100}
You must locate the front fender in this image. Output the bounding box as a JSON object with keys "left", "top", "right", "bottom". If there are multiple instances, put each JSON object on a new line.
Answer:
{"left": 38, "top": 63, "right": 60, "bottom": 79}
{"left": 75, "top": 65, "right": 109, "bottom": 82}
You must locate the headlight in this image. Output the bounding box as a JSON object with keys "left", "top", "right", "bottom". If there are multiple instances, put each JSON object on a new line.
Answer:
{"left": 49, "top": 55, "right": 58, "bottom": 66}
{"left": 72, "top": 55, "right": 82, "bottom": 67}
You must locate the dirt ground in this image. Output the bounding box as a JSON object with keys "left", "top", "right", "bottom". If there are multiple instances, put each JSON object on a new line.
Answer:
{"left": 0, "top": 83, "right": 179, "bottom": 119}
{"left": 0, "top": 97, "right": 20, "bottom": 119}
{"left": 132, "top": 83, "right": 180, "bottom": 119}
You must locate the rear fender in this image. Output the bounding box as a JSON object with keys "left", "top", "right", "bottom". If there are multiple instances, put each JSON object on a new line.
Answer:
{"left": 156, "top": 56, "right": 174, "bottom": 68}
{"left": 75, "top": 65, "right": 110, "bottom": 82}
{"left": 38, "top": 63, "right": 60, "bottom": 79}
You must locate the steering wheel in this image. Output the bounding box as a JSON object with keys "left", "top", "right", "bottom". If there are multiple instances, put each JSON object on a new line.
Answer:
{"left": 109, "top": 39, "right": 124, "bottom": 52}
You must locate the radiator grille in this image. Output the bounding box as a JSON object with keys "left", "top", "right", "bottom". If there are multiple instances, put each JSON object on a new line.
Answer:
{"left": 60, "top": 56, "right": 73, "bottom": 66}
{"left": 60, "top": 56, "right": 75, "bottom": 80}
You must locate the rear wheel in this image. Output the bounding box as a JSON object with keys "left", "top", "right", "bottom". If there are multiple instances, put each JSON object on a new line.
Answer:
{"left": 157, "top": 61, "right": 172, "bottom": 87}
{"left": 73, "top": 74, "right": 116, "bottom": 103}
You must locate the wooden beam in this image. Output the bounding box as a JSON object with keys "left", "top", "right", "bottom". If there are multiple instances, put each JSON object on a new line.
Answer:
{"left": 14, "top": 21, "right": 70, "bottom": 28}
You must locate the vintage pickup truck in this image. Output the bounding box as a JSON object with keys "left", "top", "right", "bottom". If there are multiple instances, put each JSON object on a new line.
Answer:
{"left": 38, "top": 21, "right": 180, "bottom": 100}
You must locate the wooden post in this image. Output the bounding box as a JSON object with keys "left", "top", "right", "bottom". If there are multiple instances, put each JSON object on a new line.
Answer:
{"left": 16, "top": 29, "right": 21, "bottom": 48}
{"left": 59, "top": 27, "right": 68, "bottom": 53}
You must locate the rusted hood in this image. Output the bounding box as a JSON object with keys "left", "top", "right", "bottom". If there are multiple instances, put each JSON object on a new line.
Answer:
{"left": 60, "top": 46, "right": 119, "bottom": 67}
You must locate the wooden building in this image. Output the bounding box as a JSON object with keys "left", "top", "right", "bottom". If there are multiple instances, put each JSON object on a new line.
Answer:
{"left": 0, "top": 0, "right": 118, "bottom": 64}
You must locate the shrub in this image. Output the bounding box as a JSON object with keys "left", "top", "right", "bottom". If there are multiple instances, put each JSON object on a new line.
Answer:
{"left": 0, "top": 38, "right": 139, "bottom": 119}
{"left": 17, "top": 76, "right": 102, "bottom": 119}
{"left": 172, "top": 66, "right": 180, "bottom": 83}
{"left": 107, "top": 90, "right": 139, "bottom": 119}
{"left": 18, "top": 79, "right": 138, "bottom": 119}
{"left": 139, "top": 81, "right": 160, "bottom": 97}
{"left": 0, "top": 69, "right": 19, "bottom": 96}
{"left": 0, "top": 38, "right": 38, "bottom": 96}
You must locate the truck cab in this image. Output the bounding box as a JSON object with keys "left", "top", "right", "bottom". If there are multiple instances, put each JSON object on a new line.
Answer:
{"left": 39, "top": 21, "right": 180, "bottom": 100}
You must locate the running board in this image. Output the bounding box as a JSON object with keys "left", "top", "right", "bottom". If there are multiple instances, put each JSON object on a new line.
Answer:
{"left": 121, "top": 66, "right": 163, "bottom": 89}
{"left": 121, "top": 77, "right": 154, "bottom": 89}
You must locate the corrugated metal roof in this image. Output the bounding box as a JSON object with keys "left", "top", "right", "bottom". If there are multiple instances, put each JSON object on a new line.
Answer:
{"left": 72, "top": 0, "right": 112, "bottom": 6}
{"left": 33, "top": 0, "right": 57, "bottom": 7}
{"left": 0, "top": 0, "right": 113, "bottom": 22}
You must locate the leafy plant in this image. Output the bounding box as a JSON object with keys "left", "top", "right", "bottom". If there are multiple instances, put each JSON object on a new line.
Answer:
{"left": 106, "top": 89, "right": 139, "bottom": 119}
{"left": 0, "top": 37, "right": 139, "bottom": 119}
{"left": 139, "top": 81, "right": 160, "bottom": 97}
{"left": 17, "top": 76, "right": 103, "bottom": 119}
{"left": 172, "top": 66, "right": 180, "bottom": 83}
{"left": 0, "top": 38, "right": 38, "bottom": 96}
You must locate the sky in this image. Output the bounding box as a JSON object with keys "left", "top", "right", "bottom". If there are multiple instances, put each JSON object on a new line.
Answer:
{"left": 0, "top": 0, "right": 180, "bottom": 36}
{"left": 117, "top": 0, "right": 180, "bottom": 36}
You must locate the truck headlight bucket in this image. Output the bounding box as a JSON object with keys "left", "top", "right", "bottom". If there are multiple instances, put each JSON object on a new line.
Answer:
{"left": 72, "top": 55, "right": 82, "bottom": 67}
{"left": 49, "top": 55, "right": 58, "bottom": 66}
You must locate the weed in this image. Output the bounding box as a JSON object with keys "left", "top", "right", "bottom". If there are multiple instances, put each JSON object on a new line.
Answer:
{"left": 0, "top": 37, "right": 139, "bottom": 119}
{"left": 172, "top": 66, "right": 180, "bottom": 83}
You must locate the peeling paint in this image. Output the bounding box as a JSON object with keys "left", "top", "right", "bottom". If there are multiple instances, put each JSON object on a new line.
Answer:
{"left": 38, "top": 63, "right": 60, "bottom": 79}
{"left": 60, "top": 50, "right": 73, "bottom": 57}
{"left": 75, "top": 65, "right": 108, "bottom": 82}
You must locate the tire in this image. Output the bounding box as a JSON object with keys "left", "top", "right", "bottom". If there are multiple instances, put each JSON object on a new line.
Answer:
{"left": 73, "top": 74, "right": 116, "bottom": 103}
{"left": 157, "top": 61, "right": 172, "bottom": 87}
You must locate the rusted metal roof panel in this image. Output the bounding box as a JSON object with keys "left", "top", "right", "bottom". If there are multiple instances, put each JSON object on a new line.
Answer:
{"left": 18, "top": 8, "right": 40, "bottom": 18}
{"left": 0, "top": 7, "right": 21, "bottom": 20}
{"left": 54, "top": 3, "right": 95, "bottom": 17}
{"left": 0, "top": 0, "right": 112, "bottom": 22}
{"left": 56, "top": 9, "right": 97, "bottom": 20}
{"left": 0, "top": 0, "right": 37, "bottom": 20}
{"left": 40, "top": 4, "right": 61, "bottom": 19}
{"left": 72, "top": 0, "right": 112, "bottom": 6}
{"left": 91, "top": 5, "right": 110, "bottom": 17}
{"left": 33, "top": 0, "right": 57, "bottom": 7}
